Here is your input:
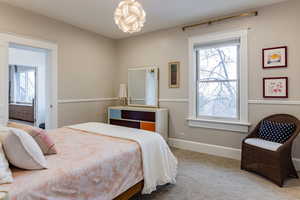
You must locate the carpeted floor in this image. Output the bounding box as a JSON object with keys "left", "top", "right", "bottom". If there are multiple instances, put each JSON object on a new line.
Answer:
{"left": 137, "top": 148, "right": 300, "bottom": 200}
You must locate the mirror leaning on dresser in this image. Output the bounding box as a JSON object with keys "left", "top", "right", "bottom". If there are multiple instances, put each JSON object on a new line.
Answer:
{"left": 110, "top": 66, "right": 169, "bottom": 140}
{"left": 127, "top": 66, "right": 159, "bottom": 107}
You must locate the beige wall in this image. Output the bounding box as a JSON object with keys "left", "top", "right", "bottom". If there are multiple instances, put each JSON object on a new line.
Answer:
{"left": 116, "top": 0, "right": 300, "bottom": 158}
{"left": 0, "top": 2, "right": 117, "bottom": 127}
{"left": 2, "top": 1, "right": 300, "bottom": 158}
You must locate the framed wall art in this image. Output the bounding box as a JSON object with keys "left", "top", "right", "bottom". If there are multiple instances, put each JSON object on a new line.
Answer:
{"left": 263, "top": 46, "right": 287, "bottom": 69}
{"left": 263, "top": 77, "right": 288, "bottom": 98}
{"left": 169, "top": 61, "right": 180, "bottom": 88}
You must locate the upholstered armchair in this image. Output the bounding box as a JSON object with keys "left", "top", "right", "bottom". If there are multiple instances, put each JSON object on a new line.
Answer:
{"left": 241, "top": 114, "right": 300, "bottom": 187}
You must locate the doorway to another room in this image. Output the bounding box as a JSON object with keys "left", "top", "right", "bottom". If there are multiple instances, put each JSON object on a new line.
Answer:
{"left": 0, "top": 33, "right": 57, "bottom": 129}
{"left": 8, "top": 44, "right": 47, "bottom": 129}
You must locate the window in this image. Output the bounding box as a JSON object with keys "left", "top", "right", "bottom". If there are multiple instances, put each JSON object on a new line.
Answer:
{"left": 197, "top": 40, "right": 239, "bottom": 119}
{"left": 188, "top": 30, "right": 250, "bottom": 132}
{"left": 9, "top": 65, "right": 36, "bottom": 104}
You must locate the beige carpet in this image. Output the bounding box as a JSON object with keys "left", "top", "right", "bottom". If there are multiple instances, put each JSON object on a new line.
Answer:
{"left": 138, "top": 148, "right": 300, "bottom": 200}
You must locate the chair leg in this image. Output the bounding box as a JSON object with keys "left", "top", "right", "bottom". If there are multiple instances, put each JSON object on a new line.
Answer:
{"left": 240, "top": 150, "right": 247, "bottom": 171}
{"left": 276, "top": 179, "right": 284, "bottom": 187}
{"left": 136, "top": 193, "right": 142, "bottom": 200}
{"left": 241, "top": 162, "right": 245, "bottom": 170}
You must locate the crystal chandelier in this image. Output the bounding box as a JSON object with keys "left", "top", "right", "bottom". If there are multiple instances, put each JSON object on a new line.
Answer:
{"left": 114, "top": 0, "right": 146, "bottom": 33}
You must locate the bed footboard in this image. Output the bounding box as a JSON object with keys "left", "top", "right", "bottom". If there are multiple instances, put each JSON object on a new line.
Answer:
{"left": 114, "top": 181, "right": 143, "bottom": 200}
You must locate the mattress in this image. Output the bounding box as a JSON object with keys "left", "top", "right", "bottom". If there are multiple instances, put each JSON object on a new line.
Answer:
{"left": 0, "top": 127, "right": 143, "bottom": 200}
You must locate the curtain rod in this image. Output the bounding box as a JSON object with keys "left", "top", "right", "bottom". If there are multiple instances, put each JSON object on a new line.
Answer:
{"left": 182, "top": 11, "right": 258, "bottom": 31}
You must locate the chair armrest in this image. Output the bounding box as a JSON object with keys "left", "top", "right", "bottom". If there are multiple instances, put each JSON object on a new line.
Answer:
{"left": 277, "top": 137, "right": 295, "bottom": 153}
{"left": 277, "top": 127, "right": 300, "bottom": 152}
{"left": 277, "top": 142, "right": 291, "bottom": 154}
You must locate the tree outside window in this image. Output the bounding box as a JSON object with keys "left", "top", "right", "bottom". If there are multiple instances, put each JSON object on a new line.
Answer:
{"left": 197, "top": 44, "right": 239, "bottom": 119}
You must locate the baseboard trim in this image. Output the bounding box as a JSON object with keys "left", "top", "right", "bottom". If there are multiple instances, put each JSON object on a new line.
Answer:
{"left": 293, "top": 158, "right": 300, "bottom": 171}
{"left": 58, "top": 98, "right": 118, "bottom": 104}
{"left": 168, "top": 138, "right": 241, "bottom": 160}
{"left": 168, "top": 138, "right": 300, "bottom": 171}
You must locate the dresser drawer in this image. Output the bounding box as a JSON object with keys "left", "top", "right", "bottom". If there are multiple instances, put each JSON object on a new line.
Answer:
{"left": 121, "top": 110, "right": 155, "bottom": 122}
{"left": 140, "top": 122, "right": 156, "bottom": 132}
{"left": 9, "top": 104, "right": 34, "bottom": 122}
{"left": 108, "top": 106, "right": 168, "bottom": 140}
{"left": 110, "top": 119, "right": 140, "bottom": 129}
{"left": 109, "top": 109, "right": 121, "bottom": 119}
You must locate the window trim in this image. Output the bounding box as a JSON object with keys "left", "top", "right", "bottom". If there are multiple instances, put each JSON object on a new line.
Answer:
{"left": 188, "top": 30, "right": 250, "bottom": 132}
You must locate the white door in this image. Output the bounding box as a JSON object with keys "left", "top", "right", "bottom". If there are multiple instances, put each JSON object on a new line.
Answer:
{"left": 0, "top": 40, "right": 8, "bottom": 126}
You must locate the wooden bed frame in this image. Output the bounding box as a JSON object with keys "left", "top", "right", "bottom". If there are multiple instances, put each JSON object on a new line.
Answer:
{"left": 114, "top": 181, "right": 143, "bottom": 200}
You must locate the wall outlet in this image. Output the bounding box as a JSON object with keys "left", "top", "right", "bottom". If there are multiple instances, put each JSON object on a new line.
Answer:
{"left": 179, "top": 132, "right": 185, "bottom": 136}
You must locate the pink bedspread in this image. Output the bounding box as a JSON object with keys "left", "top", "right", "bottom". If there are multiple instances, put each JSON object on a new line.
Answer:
{"left": 0, "top": 128, "right": 143, "bottom": 200}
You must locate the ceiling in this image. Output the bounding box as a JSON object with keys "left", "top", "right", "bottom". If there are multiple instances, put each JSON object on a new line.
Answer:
{"left": 0, "top": 0, "right": 287, "bottom": 39}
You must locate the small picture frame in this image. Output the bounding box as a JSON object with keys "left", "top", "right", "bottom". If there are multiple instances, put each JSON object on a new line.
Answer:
{"left": 263, "top": 46, "right": 287, "bottom": 69}
{"left": 169, "top": 62, "right": 180, "bottom": 88}
{"left": 263, "top": 77, "right": 288, "bottom": 98}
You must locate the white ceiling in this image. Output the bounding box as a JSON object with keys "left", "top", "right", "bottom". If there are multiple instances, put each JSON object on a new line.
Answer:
{"left": 0, "top": 0, "right": 287, "bottom": 39}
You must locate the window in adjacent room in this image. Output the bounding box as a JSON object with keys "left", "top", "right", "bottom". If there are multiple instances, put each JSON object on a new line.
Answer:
{"left": 9, "top": 65, "right": 36, "bottom": 104}
{"left": 188, "top": 30, "right": 250, "bottom": 132}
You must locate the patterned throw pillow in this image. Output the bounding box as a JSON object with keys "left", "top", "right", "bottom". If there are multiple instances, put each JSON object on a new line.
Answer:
{"left": 7, "top": 122, "right": 57, "bottom": 155}
{"left": 258, "top": 120, "right": 296, "bottom": 144}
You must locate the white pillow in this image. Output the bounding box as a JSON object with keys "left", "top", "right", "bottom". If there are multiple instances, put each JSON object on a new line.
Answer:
{"left": 0, "top": 143, "right": 13, "bottom": 184}
{"left": 3, "top": 128, "right": 47, "bottom": 170}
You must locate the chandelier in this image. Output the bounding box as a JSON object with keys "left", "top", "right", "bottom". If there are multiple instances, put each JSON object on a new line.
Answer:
{"left": 114, "top": 0, "right": 146, "bottom": 33}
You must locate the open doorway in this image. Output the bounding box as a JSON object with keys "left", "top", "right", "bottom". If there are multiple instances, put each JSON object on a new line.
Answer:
{"left": 0, "top": 33, "right": 57, "bottom": 129}
{"left": 8, "top": 44, "right": 47, "bottom": 128}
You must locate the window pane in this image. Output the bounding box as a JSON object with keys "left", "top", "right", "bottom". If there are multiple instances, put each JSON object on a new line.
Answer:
{"left": 198, "top": 45, "right": 239, "bottom": 81}
{"left": 27, "top": 71, "right": 35, "bottom": 103}
{"left": 14, "top": 68, "right": 35, "bottom": 104}
{"left": 197, "top": 81, "right": 238, "bottom": 119}
{"left": 19, "top": 72, "right": 26, "bottom": 102}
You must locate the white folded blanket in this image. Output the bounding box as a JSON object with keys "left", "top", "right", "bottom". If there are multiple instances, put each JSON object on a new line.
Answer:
{"left": 68, "top": 122, "right": 178, "bottom": 194}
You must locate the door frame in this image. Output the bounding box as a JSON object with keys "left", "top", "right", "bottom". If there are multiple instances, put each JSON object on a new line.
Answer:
{"left": 0, "top": 33, "right": 58, "bottom": 129}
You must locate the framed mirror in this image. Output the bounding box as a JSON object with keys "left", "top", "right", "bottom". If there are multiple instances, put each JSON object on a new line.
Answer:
{"left": 128, "top": 66, "right": 159, "bottom": 107}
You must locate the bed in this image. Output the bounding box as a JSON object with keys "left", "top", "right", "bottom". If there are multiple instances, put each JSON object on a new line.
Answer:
{"left": 0, "top": 123, "right": 177, "bottom": 200}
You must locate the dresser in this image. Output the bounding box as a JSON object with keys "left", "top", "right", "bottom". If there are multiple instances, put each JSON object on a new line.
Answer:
{"left": 9, "top": 103, "right": 34, "bottom": 122}
{"left": 108, "top": 106, "right": 168, "bottom": 140}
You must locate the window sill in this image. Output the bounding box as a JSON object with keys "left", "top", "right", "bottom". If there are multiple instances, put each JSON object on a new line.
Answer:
{"left": 186, "top": 118, "right": 251, "bottom": 133}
